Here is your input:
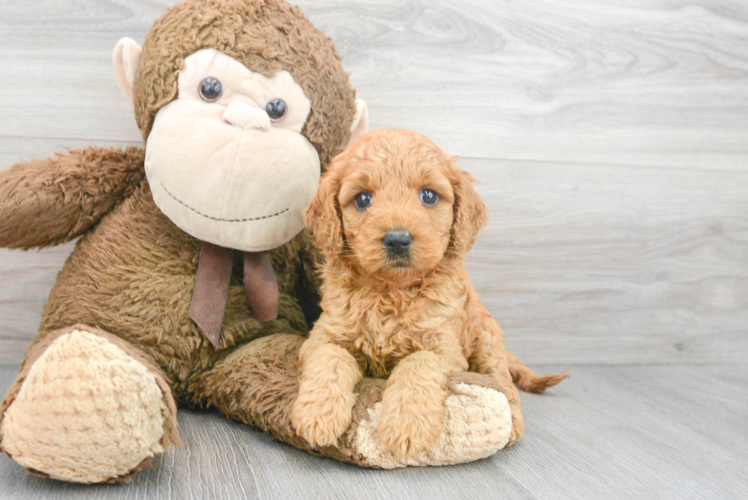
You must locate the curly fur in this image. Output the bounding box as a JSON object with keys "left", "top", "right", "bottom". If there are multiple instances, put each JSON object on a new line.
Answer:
{"left": 294, "top": 130, "right": 569, "bottom": 457}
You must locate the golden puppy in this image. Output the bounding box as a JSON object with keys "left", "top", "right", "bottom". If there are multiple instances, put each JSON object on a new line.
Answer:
{"left": 292, "top": 129, "right": 568, "bottom": 458}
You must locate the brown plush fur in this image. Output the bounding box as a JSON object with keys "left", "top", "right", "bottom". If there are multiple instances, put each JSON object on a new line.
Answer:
{"left": 293, "top": 130, "right": 569, "bottom": 457}
{"left": 0, "top": 146, "right": 338, "bottom": 475}
{"left": 0, "top": 147, "right": 145, "bottom": 250}
{"left": 134, "top": 0, "right": 356, "bottom": 169}
{"left": 0, "top": 0, "right": 360, "bottom": 480}
{"left": 0, "top": 0, "right": 352, "bottom": 405}
{"left": 33, "top": 174, "right": 314, "bottom": 399}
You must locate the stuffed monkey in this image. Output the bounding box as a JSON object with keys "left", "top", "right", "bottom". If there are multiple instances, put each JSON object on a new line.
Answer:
{"left": 0, "top": 0, "right": 514, "bottom": 483}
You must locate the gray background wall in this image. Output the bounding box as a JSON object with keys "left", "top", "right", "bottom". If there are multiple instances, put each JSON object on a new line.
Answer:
{"left": 1, "top": 0, "right": 746, "bottom": 366}
{"left": 0, "top": 1, "right": 746, "bottom": 498}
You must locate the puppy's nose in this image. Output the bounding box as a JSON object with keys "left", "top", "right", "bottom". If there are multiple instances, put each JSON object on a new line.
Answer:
{"left": 383, "top": 229, "right": 413, "bottom": 257}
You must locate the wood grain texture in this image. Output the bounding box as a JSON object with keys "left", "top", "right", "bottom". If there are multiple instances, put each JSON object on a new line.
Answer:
{"left": 2, "top": 154, "right": 746, "bottom": 365}
{"left": 0, "top": 2, "right": 746, "bottom": 362}
{"left": 1, "top": 0, "right": 747, "bottom": 497}
{"left": 0, "top": 364, "right": 745, "bottom": 499}
{"left": 0, "top": 0, "right": 747, "bottom": 168}
{"left": 467, "top": 158, "right": 748, "bottom": 365}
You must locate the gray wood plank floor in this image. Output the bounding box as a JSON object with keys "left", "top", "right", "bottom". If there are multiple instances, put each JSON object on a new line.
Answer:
{"left": 0, "top": 364, "right": 745, "bottom": 500}
{"left": 0, "top": 0, "right": 746, "bottom": 498}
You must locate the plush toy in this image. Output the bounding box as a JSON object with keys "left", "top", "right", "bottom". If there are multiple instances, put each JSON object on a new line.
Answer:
{"left": 0, "top": 0, "right": 515, "bottom": 483}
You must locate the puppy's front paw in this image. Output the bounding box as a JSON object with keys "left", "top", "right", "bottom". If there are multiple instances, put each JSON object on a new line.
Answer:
{"left": 291, "top": 390, "right": 354, "bottom": 448}
{"left": 377, "top": 392, "right": 444, "bottom": 458}
{"left": 508, "top": 414, "right": 525, "bottom": 446}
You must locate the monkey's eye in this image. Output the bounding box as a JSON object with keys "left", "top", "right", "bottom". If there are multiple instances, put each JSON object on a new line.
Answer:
{"left": 266, "top": 98, "right": 287, "bottom": 122}
{"left": 354, "top": 191, "right": 372, "bottom": 211}
{"left": 420, "top": 188, "right": 438, "bottom": 207}
{"left": 199, "top": 77, "right": 223, "bottom": 102}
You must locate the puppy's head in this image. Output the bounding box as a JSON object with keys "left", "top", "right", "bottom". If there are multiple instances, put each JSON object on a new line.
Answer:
{"left": 305, "top": 129, "right": 487, "bottom": 284}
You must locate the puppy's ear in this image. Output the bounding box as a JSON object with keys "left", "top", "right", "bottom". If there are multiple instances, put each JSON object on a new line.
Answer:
{"left": 449, "top": 157, "right": 488, "bottom": 254}
{"left": 305, "top": 156, "right": 346, "bottom": 256}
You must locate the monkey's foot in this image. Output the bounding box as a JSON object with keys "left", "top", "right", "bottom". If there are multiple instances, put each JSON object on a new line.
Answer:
{"left": 194, "top": 334, "right": 514, "bottom": 468}
{"left": 0, "top": 329, "right": 169, "bottom": 483}
{"left": 353, "top": 373, "right": 513, "bottom": 468}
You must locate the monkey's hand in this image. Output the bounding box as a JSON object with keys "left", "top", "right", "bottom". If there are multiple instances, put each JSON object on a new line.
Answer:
{"left": 0, "top": 146, "right": 145, "bottom": 249}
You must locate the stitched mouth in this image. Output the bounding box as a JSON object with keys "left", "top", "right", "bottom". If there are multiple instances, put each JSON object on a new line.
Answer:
{"left": 162, "top": 184, "right": 289, "bottom": 222}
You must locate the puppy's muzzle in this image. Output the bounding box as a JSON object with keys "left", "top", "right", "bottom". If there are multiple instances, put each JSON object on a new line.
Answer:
{"left": 383, "top": 229, "right": 413, "bottom": 258}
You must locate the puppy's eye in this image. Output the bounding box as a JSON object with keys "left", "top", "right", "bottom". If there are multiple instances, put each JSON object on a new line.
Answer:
{"left": 266, "top": 98, "right": 287, "bottom": 122}
{"left": 354, "top": 191, "right": 372, "bottom": 211}
{"left": 199, "top": 77, "right": 223, "bottom": 102}
{"left": 420, "top": 188, "right": 438, "bottom": 207}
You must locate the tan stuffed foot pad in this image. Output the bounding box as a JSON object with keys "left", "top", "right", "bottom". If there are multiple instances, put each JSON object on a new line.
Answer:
{"left": 0, "top": 330, "right": 167, "bottom": 483}
{"left": 356, "top": 383, "right": 512, "bottom": 468}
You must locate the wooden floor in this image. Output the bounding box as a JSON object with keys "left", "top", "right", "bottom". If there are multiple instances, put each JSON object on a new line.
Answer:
{"left": 0, "top": 0, "right": 746, "bottom": 498}
{"left": 0, "top": 364, "right": 745, "bottom": 499}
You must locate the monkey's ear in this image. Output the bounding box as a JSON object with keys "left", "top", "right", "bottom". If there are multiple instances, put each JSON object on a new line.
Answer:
{"left": 345, "top": 99, "right": 368, "bottom": 150}
{"left": 113, "top": 37, "right": 142, "bottom": 101}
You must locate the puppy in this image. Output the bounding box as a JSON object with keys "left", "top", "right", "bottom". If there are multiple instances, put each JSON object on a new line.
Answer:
{"left": 292, "top": 129, "right": 568, "bottom": 458}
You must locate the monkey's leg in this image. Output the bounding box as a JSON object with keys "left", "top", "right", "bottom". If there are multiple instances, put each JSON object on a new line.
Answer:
{"left": 0, "top": 325, "right": 179, "bottom": 483}
{"left": 191, "top": 334, "right": 513, "bottom": 468}
{"left": 0, "top": 147, "right": 145, "bottom": 249}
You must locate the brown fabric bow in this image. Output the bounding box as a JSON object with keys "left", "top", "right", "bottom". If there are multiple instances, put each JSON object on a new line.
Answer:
{"left": 189, "top": 242, "right": 279, "bottom": 348}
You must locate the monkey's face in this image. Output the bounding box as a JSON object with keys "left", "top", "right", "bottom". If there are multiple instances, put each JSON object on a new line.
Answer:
{"left": 145, "top": 49, "right": 321, "bottom": 252}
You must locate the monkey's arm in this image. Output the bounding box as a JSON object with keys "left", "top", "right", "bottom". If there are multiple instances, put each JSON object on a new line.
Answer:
{"left": 0, "top": 146, "right": 145, "bottom": 249}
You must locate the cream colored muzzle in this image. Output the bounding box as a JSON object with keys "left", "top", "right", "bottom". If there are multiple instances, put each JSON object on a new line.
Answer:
{"left": 142, "top": 49, "right": 324, "bottom": 252}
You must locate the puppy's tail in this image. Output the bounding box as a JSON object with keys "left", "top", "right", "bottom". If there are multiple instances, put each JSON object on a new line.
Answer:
{"left": 507, "top": 352, "right": 569, "bottom": 393}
